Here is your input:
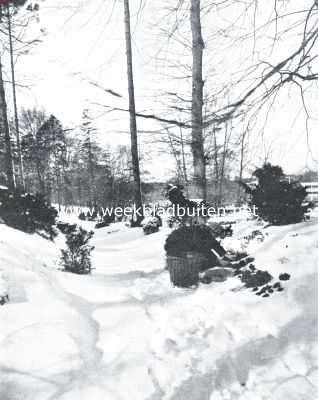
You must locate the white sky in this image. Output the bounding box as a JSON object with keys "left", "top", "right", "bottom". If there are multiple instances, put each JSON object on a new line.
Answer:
{"left": 5, "top": 0, "right": 318, "bottom": 180}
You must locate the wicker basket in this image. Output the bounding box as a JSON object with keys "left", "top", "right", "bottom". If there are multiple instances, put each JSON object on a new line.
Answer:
{"left": 167, "top": 252, "right": 208, "bottom": 287}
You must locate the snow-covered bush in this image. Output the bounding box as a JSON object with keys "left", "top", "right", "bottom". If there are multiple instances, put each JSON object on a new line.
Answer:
{"left": 0, "top": 190, "right": 57, "bottom": 239}
{"left": 60, "top": 226, "right": 95, "bottom": 274}
{"left": 241, "top": 163, "right": 309, "bottom": 225}
{"left": 141, "top": 216, "right": 160, "bottom": 235}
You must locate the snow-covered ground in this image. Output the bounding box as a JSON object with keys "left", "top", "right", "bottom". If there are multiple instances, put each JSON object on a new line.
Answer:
{"left": 1, "top": 216, "right": 318, "bottom": 400}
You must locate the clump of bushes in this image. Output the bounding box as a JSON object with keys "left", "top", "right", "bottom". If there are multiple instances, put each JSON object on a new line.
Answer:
{"left": 95, "top": 214, "right": 115, "bottom": 229}
{"left": 57, "top": 222, "right": 77, "bottom": 235}
{"left": 239, "top": 269, "right": 272, "bottom": 288}
{"left": 0, "top": 294, "right": 9, "bottom": 306}
{"left": 78, "top": 210, "right": 99, "bottom": 221}
{"left": 0, "top": 189, "right": 57, "bottom": 239}
{"left": 165, "top": 224, "right": 224, "bottom": 265}
{"left": 78, "top": 211, "right": 87, "bottom": 221}
{"left": 60, "top": 226, "right": 95, "bottom": 274}
{"left": 231, "top": 258, "right": 289, "bottom": 298}
{"left": 240, "top": 163, "right": 309, "bottom": 225}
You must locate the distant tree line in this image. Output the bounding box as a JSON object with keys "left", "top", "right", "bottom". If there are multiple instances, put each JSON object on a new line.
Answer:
{"left": 0, "top": 107, "right": 155, "bottom": 208}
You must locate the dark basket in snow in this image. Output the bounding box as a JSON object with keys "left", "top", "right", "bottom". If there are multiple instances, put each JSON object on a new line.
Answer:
{"left": 166, "top": 252, "right": 208, "bottom": 288}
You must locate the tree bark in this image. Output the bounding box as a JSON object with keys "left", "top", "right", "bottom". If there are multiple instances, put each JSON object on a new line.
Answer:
{"left": 0, "top": 56, "right": 15, "bottom": 191}
{"left": 237, "top": 128, "right": 247, "bottom": 203}
{"left": 7, "top": 5, "right": 24, "bottom": 190}
{"left": 166, "top": 129, "right": 183, "bottom": 183}
{"left": 123, "top": 0, "right": 143, "bottom": 220}
{"left": 213, "top": 127, "right": 219, "bottom": 198}
{"left": 190, "top": 0, "right": 206, "bottom": 200}
{"left": 218, "top": 122, "right": 231, "bottom": 204}
{"left": 179, "top": 126, "right": 189, "bottom": 189}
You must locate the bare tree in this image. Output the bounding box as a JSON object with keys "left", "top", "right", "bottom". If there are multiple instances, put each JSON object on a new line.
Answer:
{"left": 6, "top": 4, "right": 24, "bottom": 189}
{"left": 0, "top": 56, "right": 15, "bottom": 190}
{"left": 19, "top": 107, "right": 46, "bottom": 193}
{"left": 190, "top": 0, "right": 206, "bottom": 199}
{"left": 237, "top": 126, "right": 249, "bottom": 203}
{"left": 123, "top": 0, "right": 142, "bottom": 221}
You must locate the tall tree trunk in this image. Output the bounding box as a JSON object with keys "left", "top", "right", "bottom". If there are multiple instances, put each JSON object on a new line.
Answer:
{"left": 7, "top": 5, "right": 24, "bottom": 190}
{"left": 0, "top": 56, "right": 15, "bottom": 191}
{"left": 87, "top": 131, "right": 94, "bottom": 207}
{"left": 213, "top": 127, "right": 219, "bottom": 199}
{"left": 218, "top": 122, "right": 231, "bottom": 204}
{"left": 166, "top": 129, "right": 183, "bottom": 183}
{"left": 190, "top": 0, "right": 206, "bottom": 200}
{"left": 34, "top": 139, "right": 44, "bottom": 194}
{"left": 123, "top": 0, "right": 143, "bottom": 222}
{"left": 179, "top": 126, "right": 189, "bottom": 194}
{"left": 237, "top": 128, "right": 247, "bottom": 203}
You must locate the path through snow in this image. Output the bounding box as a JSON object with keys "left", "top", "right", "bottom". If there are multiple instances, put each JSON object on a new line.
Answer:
{"left": 1, "top": 220, "right": 318, "bottom": 399}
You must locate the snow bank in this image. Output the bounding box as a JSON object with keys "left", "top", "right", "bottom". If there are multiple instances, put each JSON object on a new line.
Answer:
{"left": 1, "top": 217, "right": 318, "bottom": 399}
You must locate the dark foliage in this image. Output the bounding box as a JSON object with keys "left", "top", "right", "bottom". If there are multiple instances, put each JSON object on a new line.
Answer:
{"left": 164, "top": 224, "right": 226, "bottom": 264}
{"left": 60, "top": 226, "right": 94, "bottom": 274}
{"left": 0, "top": 294, "right": 9, "bottom": 306}
{"left": 78, "top": 212, "right": 86, "bottom": 221}
{"left": 95, "top": 220, "right": 109, "bottom": 229}
{"left": 95, "top": 213, "right": 115, "bottom": 229}
{"left": 57, "top": 222, "right": 77, "bottom": 235}
{"left": 166, "top": 184, "right": 198, "bottom": 209}
{"left": 166, "top": 184, "right": 207, "bottom": 223}
{"left": 240, "top": 269, "right": 272, "bottom": 288}
{"left": 241, "top": 163, "right": 309, "bottom": 225}
{"left": 208, "top": 222, "right": 233, "bottom": 238}
{"left": 255, "top": 282, "right": 284, "bottom": 296}
{"left": 0, "top": 190, "right": 57, "bottom": 238}
{"left": 279, "top": 273, "right": 290, "bottom": 281}
{"left": 230, "top": 254, "right": 288, "bottom": 298}
{"left": 78, "top": 210, "right": 99, "bottom": 221}
{"left": 87, "top": 210, "right": 98, "bottom": 221}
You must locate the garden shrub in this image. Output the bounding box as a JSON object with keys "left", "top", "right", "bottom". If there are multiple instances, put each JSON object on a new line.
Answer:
{"left": 78, "top": 211, "right": 86, "bottom": 221}
{"left": 87, "top": 209, "right": 98, "bottom": 221}
{"left": 95, "top": 220, "right": 109, "bottom": 229}
{"left": 240, "top": 269, "right": 272, "bottom": 288}
{"left": 60, "top": 226, "right": 95, "bottom": 274}
{"left": 0, "top": 294, "right": 9, "bottom": 306}
{"left": 78, "top": 210, "right": 99, "bottom": 221}
{"left": 0, "top": 190, "right": 57, "bottom": 238}
{"left": 95, "top": 213, "right": 115, "bottom": 229}
{"left": 241, "top": 163, "right": 309, "bottom": 225}
{"left": 57, "top": 222, "right": 77, "bottom": 235}
{"left": 164, "top": 224, "right": 225, "bottom": 265}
